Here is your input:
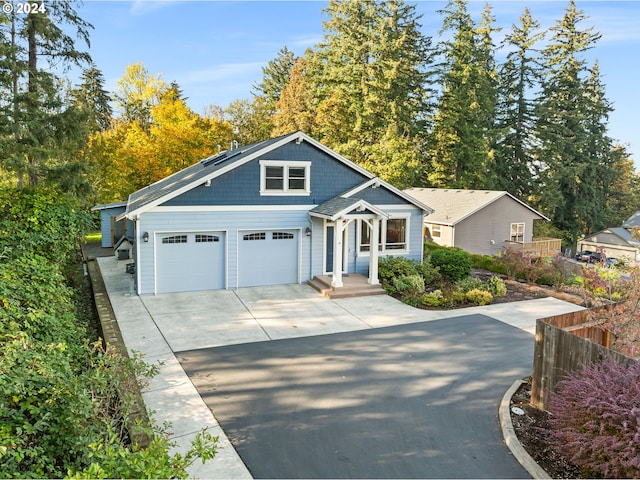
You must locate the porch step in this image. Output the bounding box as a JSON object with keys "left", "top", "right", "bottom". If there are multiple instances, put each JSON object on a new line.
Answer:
{"left": 308, "top": 274, "right": 386, "bottom": 299}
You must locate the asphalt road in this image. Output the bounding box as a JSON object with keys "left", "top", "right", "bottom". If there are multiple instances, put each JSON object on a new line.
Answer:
{"left": 177, "top": 314, "right": 533, "bottom": 479}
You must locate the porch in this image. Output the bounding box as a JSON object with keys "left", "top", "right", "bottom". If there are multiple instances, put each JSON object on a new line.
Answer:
{"left": 308, "top": 274, "right": 386, "bottom": 299}
{"left": 504, "top": 237, "right": 562, "bottom": 257}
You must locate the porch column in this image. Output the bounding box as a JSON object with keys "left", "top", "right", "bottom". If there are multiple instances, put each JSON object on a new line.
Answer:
{"left": 368, "top": 217, "right": 380, "bottom": 285}
{"left": 331, "top": 218, "right": 344, "bottom": 288}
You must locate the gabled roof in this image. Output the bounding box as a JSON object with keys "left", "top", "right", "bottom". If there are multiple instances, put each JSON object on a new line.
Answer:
{"left": 584, "top": 227, "right": 640, "bottom": 248}
{"left": 91, "top": 200, "right": 127, "bottom": 211}
{"left": 622, "top": 210, "right": 640, "bottom": 229}
{"left": 124, "top": 131, "right": 431, "bottom": 219}
{"left": 309, "top": 196, "right": 389, "bottom": 221}
{"left": 404, "top": 188, "right": 548, "bottom": 226}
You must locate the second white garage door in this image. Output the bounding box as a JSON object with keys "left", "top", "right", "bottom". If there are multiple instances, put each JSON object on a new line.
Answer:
{"left": 238, "top": 230, "right": 299, "bottom": 288}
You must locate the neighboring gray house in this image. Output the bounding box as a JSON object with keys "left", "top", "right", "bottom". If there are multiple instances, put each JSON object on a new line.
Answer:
{"left": 404, "top": 188, "right": 553, "bottom": 256}
{"left": 577, "top": 210, "right": 640, "bottom": 264}
{"left": 91, "top": 201, "right": 134, "bottom": 248}
{"left": 115, "top": 132, "right": 432, "bottom": 295}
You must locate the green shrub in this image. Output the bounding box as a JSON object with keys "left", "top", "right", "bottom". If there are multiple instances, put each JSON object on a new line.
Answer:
{"left": 420, "top": 289, "right": 446, "bottom": 307}
{"left": 465, "top": 289, "right": 493, "bottom": 306}
{"left": 392, "top": 274, "right": 425, "bottom": 297}
{"left": 417, "top": 257, "right": 441, "bottom": 287}
{"left": 450, "top": 289, "right": 466, "bottom": 304}
{"left": 485, "top": 275, "right": 507, "bottom": 297}
{"left": 378, "top": 256, "right": 420, "bottom": 292}
{"left": 455, "top": 276, "right": 483, "bottom": 293}
{"left": 430, "top": 247, "right": 473, "bottom": 282}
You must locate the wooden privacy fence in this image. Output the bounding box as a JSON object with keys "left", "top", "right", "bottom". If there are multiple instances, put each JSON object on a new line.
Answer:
{"left": 531, "top": 308, "right": 637, "bottom": 410}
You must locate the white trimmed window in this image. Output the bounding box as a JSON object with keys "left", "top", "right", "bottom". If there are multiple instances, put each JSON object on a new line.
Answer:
{"left": 431, "top": 224, "right": 442, "bottom": 238}
{"left": 260, "top": 160, "right": 311, "bottom": 195}
{"left": 359, "top": 217, "right": 409, "bottom": 253}
{"left": 510, "top": 223, "right": 525, "bottom": 242}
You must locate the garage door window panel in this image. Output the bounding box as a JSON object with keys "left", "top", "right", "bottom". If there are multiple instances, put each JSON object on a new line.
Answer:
{"left": 196, "top": 234, "right": 219, "bottom": 243}
{"left": 244, "top": 232, "right": 266, "bottom": 241}
{"left": 273, "top": 232, "right": 295, "bottom": 240}
{"left": 162, "top": 235, "right": 187, "bottom": 244}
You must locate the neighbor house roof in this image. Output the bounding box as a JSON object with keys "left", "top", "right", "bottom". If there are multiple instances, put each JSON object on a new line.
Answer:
{"left": 123, "top": 131, "right": 432, "bottom": 219}
{"left": 622, "top": 210, "right": 640, "bottom": 229}
{"left": 404, "top": 188, "right": 548, "bottom": 226}
{"left": 584, "top": 227, "right": 640, "bottom": 248}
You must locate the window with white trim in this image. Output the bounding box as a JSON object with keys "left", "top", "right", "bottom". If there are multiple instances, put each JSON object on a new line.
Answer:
{"left": 510, "top": 223, "right": 525, "bottom": 242}
{"left": 260, "top": 160, "right": 311, "bottom": 195}
{"left": 359, "top": 217, "right": 408, "bottom": 253}
{"left": 431, "top": 225, "right": 442, "bottom": 238}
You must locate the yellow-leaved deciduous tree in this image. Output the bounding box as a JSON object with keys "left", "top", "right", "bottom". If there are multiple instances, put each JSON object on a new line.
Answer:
{"left": 87, "top": 64, "right": 234, "bottom": 203}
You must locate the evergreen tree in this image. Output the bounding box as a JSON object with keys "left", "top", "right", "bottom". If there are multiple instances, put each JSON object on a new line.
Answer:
{"left": 495, "top": 7, "right": 544, "bottom": 199}
{"left": 534, "top": 0, "right": 602, "bottom": 243}
{"left": 272, "top": 57, "right": 314, "bottom": 136}
{"left": 71, "top": 65, "right": 113, "bottom": 133}
{"left": 253, "top": 46, "right": 295, "bottom": 113}
{"left": 307, "top": 0, "right": 433, "bottom": 185}
{"left": 427, "top": 0, "right": 498, "bottom": 189}
{"left": 0, "top": 1, "right": 92, "bottom": 186}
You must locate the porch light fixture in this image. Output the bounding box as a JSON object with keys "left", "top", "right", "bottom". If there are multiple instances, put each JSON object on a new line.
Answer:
{"left": 305, "top": 227, "right": 312, "bottom": 237}
{"left": 142, "top": 231, "right": 149, "bottom": 243}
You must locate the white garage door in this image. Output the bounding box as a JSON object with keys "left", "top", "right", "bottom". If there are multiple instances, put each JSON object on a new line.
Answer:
{"left": 156, "top": 232, "right": 225, "bottom": 293}
{"left": 238, "top": 230, "right": 299, "bottom": 288}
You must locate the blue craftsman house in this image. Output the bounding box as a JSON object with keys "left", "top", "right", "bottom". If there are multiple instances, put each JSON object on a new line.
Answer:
{"left": 116, "top": 131, "right": 432, "bottom": 295}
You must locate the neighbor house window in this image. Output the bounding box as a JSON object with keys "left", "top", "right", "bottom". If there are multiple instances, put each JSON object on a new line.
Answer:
{"left": 431, "top": 225, "right": 441, "bottom": 238}
{"left": 260, "top": 160, "right": 311, "bottom": 195}
{"left": 359, "top": 217, "right": 408, "bottom": 253}
{"left": 510, "top": 223, "right": 525, "bottom": 242}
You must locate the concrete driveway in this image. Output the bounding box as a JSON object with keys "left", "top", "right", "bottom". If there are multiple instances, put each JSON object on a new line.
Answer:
{"left": 96, "top": 257, "right": 584, "bottom": 478}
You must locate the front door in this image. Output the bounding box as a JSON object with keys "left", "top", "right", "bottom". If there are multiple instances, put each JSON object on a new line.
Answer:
{"left": 325, "top": 225, "right": 334, "bottom": 273}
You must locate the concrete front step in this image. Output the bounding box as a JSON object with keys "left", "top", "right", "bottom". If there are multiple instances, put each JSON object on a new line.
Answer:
{"left": 308, "top": 274, "right": 386, "bottom": 299}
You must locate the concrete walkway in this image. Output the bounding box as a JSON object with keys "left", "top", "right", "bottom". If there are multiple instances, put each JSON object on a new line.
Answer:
{"left": 97, "top": 257, "right": 584, "bottom": 478}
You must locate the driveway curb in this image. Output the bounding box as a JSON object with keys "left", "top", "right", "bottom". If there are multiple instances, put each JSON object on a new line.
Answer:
{"left": 499, "top": 379, "right": 551, "bottom": 479}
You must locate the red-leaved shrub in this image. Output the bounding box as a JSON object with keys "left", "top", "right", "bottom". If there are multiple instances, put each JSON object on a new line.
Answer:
{"left": 548, "top": 357, "right": 640, "bottom": 478}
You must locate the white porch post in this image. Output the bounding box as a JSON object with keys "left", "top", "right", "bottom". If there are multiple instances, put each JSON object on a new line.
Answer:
{"left": 368, "top": 217, "right": 380, "bottom": 285}
{"left": 331, "top": 218, "right": 344, "bottom": 288}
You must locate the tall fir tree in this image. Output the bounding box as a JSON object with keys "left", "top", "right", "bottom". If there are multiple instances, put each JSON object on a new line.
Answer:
{"left": 253, "top": 46, "right": 295, "bottom": 114}
{"left": 534, "top": 0, "right": 602, "bottom": 243}
{"left": 427, "top": 0, "right": 499, "bottom": 189}
{"left": 495, "top": 7, "right": 544, "bottom": 200}
{"left": 0, "top": 1, "right": 92, "bottom": 186}
{"left": 306, "top": 0, "right": 433, "bottom": 187}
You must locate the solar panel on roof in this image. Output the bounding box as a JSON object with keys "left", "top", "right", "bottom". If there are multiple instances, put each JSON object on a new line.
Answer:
{"left": 201, "top": 152, "right": 226, "bottom": 166}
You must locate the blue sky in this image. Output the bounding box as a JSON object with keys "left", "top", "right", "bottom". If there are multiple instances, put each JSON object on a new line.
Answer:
{"left": 76, "top": 0, "right": 640, "bottom": 166}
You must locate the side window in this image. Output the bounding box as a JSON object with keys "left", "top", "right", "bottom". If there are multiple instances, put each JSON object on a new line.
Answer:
{"left": 510, "top": 223, "right": 525, "bottom": 242}
{"left": 431, "top": 225, "right": 441, "bottom": 238}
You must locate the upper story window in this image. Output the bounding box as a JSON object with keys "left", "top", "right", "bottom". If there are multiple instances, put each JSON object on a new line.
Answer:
{"left": 260, "top": 160, "right": 311, "bottom": 196}
{"left": 510, "top": 222, "right": 525, "bottom": 242}
{"left": 431, "top": 225, "right": 442, "bottom": 238}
